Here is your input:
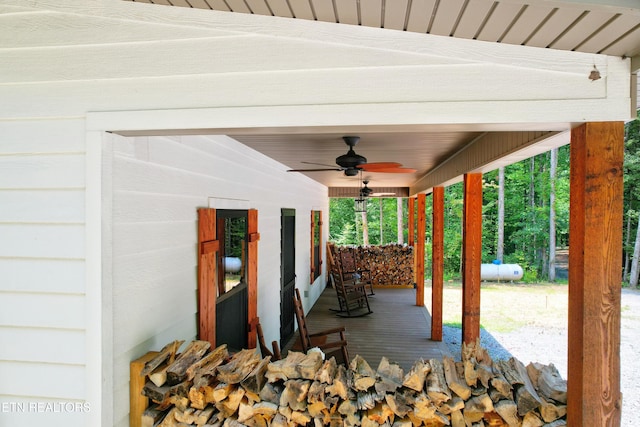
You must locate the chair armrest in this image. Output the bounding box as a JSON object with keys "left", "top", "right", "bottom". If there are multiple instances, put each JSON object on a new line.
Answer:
{"left": 308, "top": 326, "right": 346, "bottom": 337}
{"left": 316, "top": 340, "right": 349, "bottom": 351}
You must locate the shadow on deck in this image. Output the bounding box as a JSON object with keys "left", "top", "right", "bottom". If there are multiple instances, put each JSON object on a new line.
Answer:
{"left": 283, "top": 286, "right": 452, "bottom": 371}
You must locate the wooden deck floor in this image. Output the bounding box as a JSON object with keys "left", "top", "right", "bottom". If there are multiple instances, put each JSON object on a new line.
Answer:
{"left": 283, "top": 286, "right": 451, "bottom": 371}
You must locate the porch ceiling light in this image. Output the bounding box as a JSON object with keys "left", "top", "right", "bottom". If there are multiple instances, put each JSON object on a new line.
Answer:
{"left": 355, "top": 197, "right": 366, "bottom": 213}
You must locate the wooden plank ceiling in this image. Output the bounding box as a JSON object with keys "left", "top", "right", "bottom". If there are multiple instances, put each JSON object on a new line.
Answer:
{"left": 122, "top": 0, "right": 640, "bottom": 192}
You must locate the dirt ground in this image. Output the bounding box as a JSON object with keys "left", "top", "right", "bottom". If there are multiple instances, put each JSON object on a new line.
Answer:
{"left": 426, "top": 282, "right": 640, "bottom": 426}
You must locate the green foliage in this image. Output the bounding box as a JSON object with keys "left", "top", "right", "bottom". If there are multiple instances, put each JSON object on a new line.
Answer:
{"left": 328, "top": 114, "right": 640, "bottom": 283}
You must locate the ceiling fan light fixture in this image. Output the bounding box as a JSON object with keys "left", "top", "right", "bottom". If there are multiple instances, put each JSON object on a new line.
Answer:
{"left": 336, "top": 149, "right": 367, "bottom": 168}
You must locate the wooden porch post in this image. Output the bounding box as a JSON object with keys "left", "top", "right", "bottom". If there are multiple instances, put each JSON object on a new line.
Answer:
{"left": 416, "top": 194, "right": 426, "bottom": 306}
{"left": 247, "top": 209, "right": 260, "bottom": 349}
{"left": 431, "top": 187, "right": 444, "bottom": 341}
{"left": 462, "top": 173, "right": 482, "bottom": 344}
{"left": 568, "top": 122, "right": 623, "bottom": 426}
{"left": 197, "top": 208, "right": 219, "bottom": 347}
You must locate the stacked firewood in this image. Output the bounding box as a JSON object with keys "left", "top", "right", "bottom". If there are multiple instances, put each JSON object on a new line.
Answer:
{"left": 335, "top": 244, "right": 414, "bottom": 286}
{"left": 137, "top": 339, "right": 567, "bottom": 426}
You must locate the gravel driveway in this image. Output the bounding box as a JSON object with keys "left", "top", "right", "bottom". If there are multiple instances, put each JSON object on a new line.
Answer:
{"left": 441, "top": 287, "right": 640, "bottom": 426}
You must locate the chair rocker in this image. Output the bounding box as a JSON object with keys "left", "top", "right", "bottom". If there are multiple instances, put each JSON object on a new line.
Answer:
{"left": 293, "top": 288, "right": 349, "bottom": 365}
{"left": 329, "top": 266, "right": 373, "bottom": 318}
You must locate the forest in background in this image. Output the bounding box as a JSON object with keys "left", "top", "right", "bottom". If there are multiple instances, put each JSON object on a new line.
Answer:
{"left": 329, "top": 113, "right": 640, "bottom": 286}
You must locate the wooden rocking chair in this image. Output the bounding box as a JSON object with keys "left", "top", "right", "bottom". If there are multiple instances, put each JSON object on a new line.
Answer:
{"left": 329, "top": 261, "right": 373, "bottom": 317}
{"left": 293, "top": 288, "right": 349, "bottom": 364}
{"left": 256, "top": 318, "right": 281, "bottom": 360}
{"left": 339, "top": 248, "right": 375, "bottom": 296}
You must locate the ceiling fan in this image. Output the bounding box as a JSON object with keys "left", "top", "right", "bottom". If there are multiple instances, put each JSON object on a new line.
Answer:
{"left": 360, "top": 180, "right": 396, "bottom": 197}
{"left": 287, "top": 136, "right": 417, "bottom": 176}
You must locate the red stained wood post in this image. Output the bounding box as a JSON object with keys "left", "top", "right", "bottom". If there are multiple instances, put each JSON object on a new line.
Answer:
{"left": 416, "top": 194, "right": 426, "bottom": 307}
{"left": 568, "top": 122, "right": 623, "bottom": 426}
{"left": 462, "top": 173, "right": 482, "bottom": 344}
{"left": 431, "top": 187, "right": 444, "bottom": 341}
{"left": 247, "top": 209, "right": 260, "bottom": 349}
{"left": 197, "top": 208, "right": 218, "bottom": 347}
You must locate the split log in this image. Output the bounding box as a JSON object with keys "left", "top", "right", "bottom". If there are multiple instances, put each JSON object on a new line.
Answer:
{"left": 280, "top": 379, "right": 311, "bottom": 411}
{"left": 402, "top": 359, "right": 430, "bottom": 392}
{"left": 240, "top": 355, "right": 271, "bottom": 398}
{"left": 297, "top": 351, "right": 324, "bottom": 380}
{"left": 366, "top": 402, "right": 395, "bottom": 425}
{"left": 528, "top": 363, "right": 567, "bottom": 404}
{"left": 141, "top": 404, "right": 166, "bottom": 427}
{"left": 166, "top": 340, "right": 210, "bottom": 386}
{"left": 494, "top": 400, "right": 520, "bottom": 427}
{"left": 315, "top": 357, "right": 338, "bottom": 385}
{"left": 237, "top": 401, "right": 277, "bottom": 423}
{"left": 426, "top": 359, "right": 451, "bottom": 405}
{"left": 522, "top": 411, "right": 544, "bottom": 427}
{"left": 187, "top": 344, "right": 229, "bottom": 382}
{"left": 216, "top": 348, "right": 261, "bottom": 385}
{"left": 539, "top": 396, "right": 567, "bottom": 423}
{"left": 385, "top": 392, "right": 411, "bottom": 418}
{"left": 438, "top": 396, "right": 465, "bottom": 415}
{"left": 375, "top": 357, "right": 403, "bottom": 394}
{"left": 141, "top": 340, "right": 184, "bottom": 377}
{"left": 351, "top": 355, "right": 376, "bottom": 391}
{"left": 356, "top": 390, "right": 378, "bottom": 410}
{"left": 326, "top": 364, "right": 350, "bottom": 400}
{"left": 411, "top": 392, "right": 437, "bottom": 422}
{"left": 450, "top": 409, "right": 466, "bottom": 427}
{"left": 497, "top": 358, "right": 543, "bottom": 416}
{"left": 265, "top": 351, "right": 307, "bottom": 382}
{"left": 443, "top": 356, "right": 472, "bottom": 400}
{"left": 215, "top": 386, "right": 245, "bottom": 418}
{"left": 463, "top": 393, "right": 493, "bottom": 423}
{"left": 258, "top": 381, "right": 283, "bottom": 405}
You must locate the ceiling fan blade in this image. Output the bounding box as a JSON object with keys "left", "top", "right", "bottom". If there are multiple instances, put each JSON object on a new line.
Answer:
{"left": 301, "top": 161, "right": 343, "bottom": 168}
{"left": 287, "top": 168, "right": 342, "bottom": 172}
{"left": 358, "top": 162, "right": 402, "bottom": 170}
{"left": 367, "top": 167, "right": 417, "bottom": 173}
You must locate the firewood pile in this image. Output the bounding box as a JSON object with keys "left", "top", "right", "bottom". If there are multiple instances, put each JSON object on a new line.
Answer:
{"left": 335, "top": 244, "right": 414, "bottom": 286}
{"left": 135, "top": 338, "right": 567, "bottom": 426}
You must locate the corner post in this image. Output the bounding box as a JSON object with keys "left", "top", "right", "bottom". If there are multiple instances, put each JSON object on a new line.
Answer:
{"left": 568, "top": 122, "right": 623, "bottom": 426}
{"left": 431, "top": 187, "right": 444, "bottom": 341}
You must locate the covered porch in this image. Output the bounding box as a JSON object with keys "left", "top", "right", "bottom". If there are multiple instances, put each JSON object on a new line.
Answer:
{"left": 283, "top": 287, "right": 451, "bottom": 371}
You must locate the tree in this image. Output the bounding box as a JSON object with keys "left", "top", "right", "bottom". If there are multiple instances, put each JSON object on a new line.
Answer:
{"left": 549, "top": 148, "right": 558, "bottom": 281}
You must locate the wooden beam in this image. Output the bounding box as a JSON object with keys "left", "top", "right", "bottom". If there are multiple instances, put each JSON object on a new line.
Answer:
{"left": 197, "top": 208, "right": 218, "bottom": 347}
{"left": 462, "top": 173, "right": 482, "bottom": 344}
{"left": 568, "top": 122, "right": 623, "bottom": 426}
{"left": 416, "top": 194, "right": 426, "bottom": 307}
{"left": 431, "top": 187, "right": 444, "bottom": 341}
{"left": 247, "top": 209, "right": 260, "bottom": 349}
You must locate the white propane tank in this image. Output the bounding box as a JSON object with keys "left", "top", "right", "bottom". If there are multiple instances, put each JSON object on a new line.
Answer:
{"left": 224, "top": 257, "right": 242, "bottom": 273}
{"left": 480, "top": 263, "right": 524, "bottom": 281}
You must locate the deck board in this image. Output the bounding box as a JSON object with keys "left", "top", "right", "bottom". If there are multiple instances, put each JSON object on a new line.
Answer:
{"left": 284, "top": 286, "right": 451, "bottom": 371}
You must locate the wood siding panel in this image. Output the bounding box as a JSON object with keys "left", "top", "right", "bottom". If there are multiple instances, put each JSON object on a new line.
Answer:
{"left": 526, "top": 7, "right": 585, "bottom": 48}
{"left": 430, "top": 0, "right": 465, "bottom": 36}
{"left": 0, "top": 190, "right": 84, "bottom": 223}
{"left": 0, "top": 154, "right": 84, "bottom": 189}
{"left": 0, "top": 328, "right": 85, "bottom": 364}
{"left": 335, "top": 0, "right": 357, "bottom": 25}
{"left": 287, "top": 0, "right": 314, "bottom": 19}
{"left": 0, "top": 224, "right": 84, "bottom": 259}
{"left": 312, "top": 0, "right": 336, "bottom": 23}
{"left": 0, "top": 293, "right": 84, "bottom": 330}
{"left": 0, "top": 259, "right": 85, "bottom": 294}
{"left": 0, "top": 11, "right": 231, "bottom": 48}
{"left": 405, "top": 0, "right": 436, "bottom": 33}
{"left": 0, "top": 361, "right": 85, "bottom": 399}
{"left": 550, "top": 10, "right": 617, "bottom": 51}
{"left": 500, "top": 5, "right": 555, "bottom": 45}
{"left": 0, "top": 119, "right": 85, "bottom": 153}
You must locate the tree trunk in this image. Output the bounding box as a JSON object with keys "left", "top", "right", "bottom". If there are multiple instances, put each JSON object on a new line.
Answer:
{"left": 630, "top": 218, "right": 640, "bottom": 288}
{"left": 549, "top": 148, "right": 557, "bottom": 282}
{"left": 397, "top": 198, "right": 404, "bottom": 244}
{"left": 379, "top": 198, "right": 383, "bottom": 245}
{"left": 361, "top": 211, "right": 369, "bottom": 246}
{"left": 497, "top": 167, "right": 505, "bottom": 262}
{"left": 623, "top": 212, "right": 632, "bottom": 282}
